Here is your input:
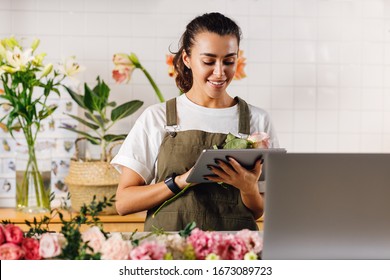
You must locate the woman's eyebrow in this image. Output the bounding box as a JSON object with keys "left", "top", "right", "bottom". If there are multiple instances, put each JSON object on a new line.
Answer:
{"left": 200, "top": 52, "right": 237, "bottom": 58}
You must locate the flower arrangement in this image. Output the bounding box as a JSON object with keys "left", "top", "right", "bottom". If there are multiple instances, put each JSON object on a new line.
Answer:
{"left": 0, "top": 197, "right": 263, "bottom": 260}
{"left": 0, "top": 36, "right": 83, "bottom": 212}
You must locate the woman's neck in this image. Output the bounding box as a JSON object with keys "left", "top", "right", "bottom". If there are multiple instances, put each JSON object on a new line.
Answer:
{"left": 185, "top": 91, "right": 236, "bottom": 108}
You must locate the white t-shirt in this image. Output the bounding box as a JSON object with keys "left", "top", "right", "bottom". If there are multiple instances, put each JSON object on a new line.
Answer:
{"left": 111, "top": 94, "right": 279, "bottom": 185}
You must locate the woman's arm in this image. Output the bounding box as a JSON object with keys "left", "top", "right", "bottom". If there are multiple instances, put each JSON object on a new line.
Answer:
{"left": 115, "top": 166, "right": 189, "bottom": 215}
{"left": 205, "top": 158, "right": 264, "bottom": 219}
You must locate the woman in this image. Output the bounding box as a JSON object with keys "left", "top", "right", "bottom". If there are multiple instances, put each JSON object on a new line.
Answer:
{"left": 111, "top": 12, "right": 279, "bottom": 231}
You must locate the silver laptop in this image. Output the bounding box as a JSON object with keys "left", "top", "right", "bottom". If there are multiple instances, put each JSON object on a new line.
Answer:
{"left": 262, "top": 153, "right": 390, "bottom": 260}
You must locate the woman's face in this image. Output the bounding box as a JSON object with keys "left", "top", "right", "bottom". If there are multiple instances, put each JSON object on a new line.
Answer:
{"left": 183, "top": 32, "right": 239, "bottom": 101}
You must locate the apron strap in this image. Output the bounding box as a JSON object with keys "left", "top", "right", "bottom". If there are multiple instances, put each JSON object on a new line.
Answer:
{"left": 235, "top": 96, "right": 251, "bottom": 135}
{"left": 166, "top": 98, "right": 178, "bottom": 126}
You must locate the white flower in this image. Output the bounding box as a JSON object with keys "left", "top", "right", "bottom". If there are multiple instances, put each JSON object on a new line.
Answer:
{"left": 5, "top": 46, "right": 34, "bottom": 72}
{"left": 39, "top": 233, "right": 66, "bottom": 259}
{"left": 58, "top": 56, "right": 85, "bottom": 77}
{"left": 100, "top": 233, "right": 132, "bottom": 260}
{"left": 81, "top": 226, "right": 106, "bottom": 254}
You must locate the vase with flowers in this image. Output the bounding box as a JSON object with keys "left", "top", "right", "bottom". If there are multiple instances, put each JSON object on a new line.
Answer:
{"left": 61, "top": 52, "right": 165, "bottom": 214}
{"left": 0, "top": 36, "right": 83, "bottom": 213}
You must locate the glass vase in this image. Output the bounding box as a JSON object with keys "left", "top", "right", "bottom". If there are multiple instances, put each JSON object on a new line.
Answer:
{"left": 15, "top": 143, "right": 52, "bottom": 213}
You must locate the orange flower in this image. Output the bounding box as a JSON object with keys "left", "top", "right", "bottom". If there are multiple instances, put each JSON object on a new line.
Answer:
{"left": 234, "top": 50, "right": 246, "bottom": 80}
{"left": 166, "top": 54, "right": 176, "bottom": 77}
{"left": 0, "top": 88, "right": 4, "bottom": 95}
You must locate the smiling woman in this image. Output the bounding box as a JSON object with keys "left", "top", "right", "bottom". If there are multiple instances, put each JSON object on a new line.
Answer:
{"left": 111, "top": 12, "right": 279, "bottom": 232}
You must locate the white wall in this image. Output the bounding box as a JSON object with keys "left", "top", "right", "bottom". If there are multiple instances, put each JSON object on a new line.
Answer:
{"left": 1, "top": 0, "right": 390, "bottom": 153}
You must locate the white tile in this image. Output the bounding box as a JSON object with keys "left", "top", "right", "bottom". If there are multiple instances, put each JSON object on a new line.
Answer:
{"left": 360, "top": 111, "right": 383, "bottom": 133}
{"left": 316, "top": 110, "right": 338, "bottom": 133}
{"left": 318, "top": 0, "right": 340, "bottom": 17}
{"left": 248, "top": 40, "right": 271, "bottom": 63}
{"left": 276, "top": 132, "right": 293, "bottom": 151}
{"left": 61, "top": 12, "right": 85, "bottom": 36}
{"left": 384, "top": 66, "right": 390, "bottom": 87}
{"left": 248, "top": 16, "right": 271, "bottom": 39}
{"left": 12, "top": 11, "right": 37, "bottom": 34}
{"left": 360, "top": 134, "right": 382, "bottom": 153}
{"left": 294, "top": 110, "right": 316, "bottom": 132}
{"left": 340, "top": 0, "right": 363, "bottom": 18}
{"left": 340, "top": 19, "right": 362, "bottom": 41}
{"left": 131, "top": 38, "right": 159, "bottom": 62}
{"left": 338, "top": 134, "right": 360, "bottom": 152}
{"left": 362, "top": 65, "right": 384, "bottom": 87}
{"left": 294, "top": 64, "right": 317, "bottom": 86}
{"left": 132, "top": 14, "right": 157, "bottom": 37}
{"left": 271, "top": 64, "right": 293, "bottom": 86}
{"left": 386, "top": 0, "right": 390, "bottom": 18}
{"left": 339, "top": 88, "right": 361, "bottom": 110}
{"left": 340, "top": 65, "right": 361, "bottom": 87}
{"left": 37, "top": 12, "right": 61, "bottom": 36}
{"left": 11, "top": 0, "right": 36, "bottom": 10}
{"left": 248, "top": 86, "right": 271, "bottom": 110}
{"left": 271, "top": 17, "right": 294, "bottom": 40}
{"left": 249, "top": 0, "right": 271, "bottom": 16}
{"left": 270, "top": 110, "right": 294, "bottom": 132}
{"left": 316, "top": 133, "right": 338, "bottom": 152}
{"left": 271, "top": 0, "right": 293, "bottom": 16}
{"left": 317, "top": 87, "right": 339, "bottom": 110}
{"left": 294, "top": 87, "right": 316, "bottom": 109}
{"left": 294, "top": 0, "right": 317, "bottom": 17}
{"left": 37, "top": 0, "right": 61, "bottom": 11}
{"left": 385, "top": 20, "right": 390, "bottom": 42}
{"left": 0, "top": 11, "right": 11, "bottom": 34}
{"left": 383, "top": 135, "right": 390, "bottom": 152}
{"left": 154, "top": 15, "right": 186, "bottom": 39}
{"left": 318, "top": 65, "right": 339, "bottom": 87}
{"left": 61, "top": 36, "right": 84, "bottom": 59}
{"left": 107, "top": 0, "right": 134, "bottom": 13}
{"left": 317, "top": 41, "right": 339, "bottom": 64}
{"left": 339, "top": 111, "right": 360, "bottom": 133}
{"left": 83, "top": 37, "right": 108, "bottom": 60}
{"left": 339, "top": 42, "right": 362, "bottom": 64}
{"left": 384, "top": 112, "right": 390, "bottom": 133}
{"left": 228, "top": 84, "right": 249, "bottom": 100}
{"left": 246, "top": 63, "right": 271, "bottom": 86}
{"left": 293, "top": 133, "right": 316, "bottom": 152}
{"left": 361, "top": 88, "right": 383, "bottom": 111}
{"left": 361, "top": 0, "right": 384, "bottom": 18}
{"left": 318, "top": 18, "right": 341, "bottom": 41}
{"left": 294, "top": 18, "right": 317, "bottom": 40}
{"left": 39, "top": 36, "right": 61, "bottom": 61}
{"left": 271, "top": 41, "right": 293, "bottom": 63}
{"left": 107, "top": 13, "right": 132, "bottom": 37}
{"left": 383, "top": 88, "right": 390, "bottom": 110}
{"left": 271, "top": 87, "right": 293, "bottom": 109}
{"left": 0, "top": 0, "right": 11, "bottom": 10}
{"left": 84, "top": 0, "right": 108, "bottom": 12}
{"left": 362, "top": 42, "right": 385, "bottom": 65}
{"left": 85, "top": 13, "right": 108, "bottom": 36}
{"left": 226, "top": 0, "right": 249, "bottom": 15}
{"left": 294, "top": 41, "right": 317, "bottom": 63}
{"left": 61, "top": 0, "right": 84, "bottom": 12}
{"left": 362, "top": 19, "right": 385, "bottom": 42}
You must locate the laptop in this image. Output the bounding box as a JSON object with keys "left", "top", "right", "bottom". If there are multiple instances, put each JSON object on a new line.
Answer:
{"left": 262, "top": 153, "right": 390, "bottom": 260}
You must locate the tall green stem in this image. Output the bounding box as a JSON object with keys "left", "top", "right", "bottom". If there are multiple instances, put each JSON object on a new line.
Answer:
{"left": 140, "top": 66, "right": 165, "bottom": 103}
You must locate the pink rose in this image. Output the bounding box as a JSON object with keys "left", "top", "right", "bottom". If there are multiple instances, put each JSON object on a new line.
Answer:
{"left": 100, "top": 233, "right": 132, "bottom": 260}
{"left": 187, "top": 229, "right": 221, "bottom": 260}
{"left": 216, "top": 234, "right": 248, "bottom": 260}
{"left": 22, "top": 237, "right": 41, "bottom": 260}
{"left": 247, "top": 132, "right": 270, "bottom": 149}
{"left": 235, "top": 229, "right": 263, "bottom": 254}
{"left": 82, "top": 226, "right": 106, "bottom": 254}
{"left": 0, "top": 243, "right": 25, "bottom": 260}
{"left": 0, "top": 224, "right": 6, "bottom": 245}
{"left": 130, "top": 241, "right": 167, "bottom": 260}
{"left": 39, "top": 233, "right": 64, "bottom": 259}
{"left": 4, "top": 224, "right": 24, "bottom": 245}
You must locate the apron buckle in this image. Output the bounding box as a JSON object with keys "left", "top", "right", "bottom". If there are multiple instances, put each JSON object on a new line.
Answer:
{"left": 164, "top": 125, "right": 179, "bottom": 138}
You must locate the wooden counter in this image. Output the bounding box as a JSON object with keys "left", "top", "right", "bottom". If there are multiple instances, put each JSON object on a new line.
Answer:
{"left": 0, "top": 208, "right": 263, "bottom": 232}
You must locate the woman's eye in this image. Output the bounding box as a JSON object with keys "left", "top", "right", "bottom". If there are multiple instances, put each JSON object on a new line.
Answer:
{"left": 224, "top": 61, "right": 235, "bottom": 65}
{"left": 203, "top": 61, "right": 214, "bottom": 65}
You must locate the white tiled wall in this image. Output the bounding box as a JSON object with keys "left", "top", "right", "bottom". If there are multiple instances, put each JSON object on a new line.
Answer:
{"left": 1, "top": 0, "right": 389, "bottom": 154}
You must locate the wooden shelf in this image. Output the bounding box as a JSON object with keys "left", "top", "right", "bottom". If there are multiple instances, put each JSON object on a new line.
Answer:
{"left": 0, "top": 208, "right": 263, "bottom": 232}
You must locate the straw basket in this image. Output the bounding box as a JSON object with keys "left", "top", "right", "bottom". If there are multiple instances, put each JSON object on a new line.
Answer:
{"left": 64, "top": 138, "right": 121, "bottom": 215}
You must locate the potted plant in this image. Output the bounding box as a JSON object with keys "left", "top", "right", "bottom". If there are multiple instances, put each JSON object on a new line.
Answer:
{"left": 0, "top": 36, "right": 83, "bottom": 213}
{"left": 62, "top": 53, "right": 165, "bottom": 214}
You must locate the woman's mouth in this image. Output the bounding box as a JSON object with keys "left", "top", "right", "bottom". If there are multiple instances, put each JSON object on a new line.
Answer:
{"left": 207, "top": 80, "right": 226, "bottom": 88}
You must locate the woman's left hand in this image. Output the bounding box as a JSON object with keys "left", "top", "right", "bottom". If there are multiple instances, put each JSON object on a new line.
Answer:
{"left": 204, "top": 157, "right": 263, "bottom": 194}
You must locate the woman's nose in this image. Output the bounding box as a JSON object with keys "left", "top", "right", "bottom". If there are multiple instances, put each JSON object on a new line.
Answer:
{"left": 213, "top": 62, "right": 224, "bottom": 77}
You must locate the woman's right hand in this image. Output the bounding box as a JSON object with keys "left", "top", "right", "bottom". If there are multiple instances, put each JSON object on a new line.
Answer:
{"left": 175, "top": 167, "right": 195, "bottom": 189}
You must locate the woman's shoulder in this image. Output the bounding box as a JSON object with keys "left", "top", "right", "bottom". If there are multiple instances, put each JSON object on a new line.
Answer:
{"left": 247, "top": 103, "right": 270, "bottom": 119}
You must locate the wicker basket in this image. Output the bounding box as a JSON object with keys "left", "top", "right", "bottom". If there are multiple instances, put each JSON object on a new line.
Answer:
{"left": 64, "top": 138, "right": 121, "bottom": 215}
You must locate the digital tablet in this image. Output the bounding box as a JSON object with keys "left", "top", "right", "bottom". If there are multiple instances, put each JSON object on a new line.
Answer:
{"left": 186, "top": 148, "right": 286, "bottom": 183}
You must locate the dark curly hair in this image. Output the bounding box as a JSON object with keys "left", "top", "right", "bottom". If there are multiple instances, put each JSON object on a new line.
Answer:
{"left": 172, "top": 12, "right": 242, "bottom": 93}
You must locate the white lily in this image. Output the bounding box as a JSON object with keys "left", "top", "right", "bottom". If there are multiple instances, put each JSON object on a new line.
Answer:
{"left": 5, "top": 46, "right": 34, "bottom": 72}
{"left": 58, "top": 56, "right": 85, "bottom": 77}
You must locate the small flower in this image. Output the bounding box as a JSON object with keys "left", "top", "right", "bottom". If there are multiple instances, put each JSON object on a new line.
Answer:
{"left": 40, "top": 63, "right": 53, "bottom": 78}
{"left": 39, "top": 233, "right": 64, "bottom": 259}
{"left": 234, "top": 50, "right": 246, "bottom": 80}
{"left": 187, "top": 229, "right": 221, "bottom": 260}
{"left": 21, "top": 237, "right": 41, "bottom": 260}
{"left": 5, "top": 46, "right": 34, "bottom": 72}
{"left": 216, "top": 234, "right": 248, "bottom": 260}
{"left": 236, "top": 229, "right": 263, "bottom": 254}
{"left": 0, "top": 243, "right": 25, "bottom": 260}
{"left": 130, "top": 241, "right": 167, "bottom": 260}
{"left": 205, "top": 253, "right": 220, "bottom": 260}
{"left": 112, "top": 53, "right": 136, "bottom": 84}
{"left": 4, "top": 224, "right": 24, "bottom": 245}
{"left": 244, "top": 251, "right": 258, "bottom": 260}
{"left": 247, "top": 132, "right": 270, "bottom": 149}
{"left": 166, "top": 54, "right": 176, "bottom": 77}
{"left": 100, "top": 233, "right": 132, "bottom": 260}
{"left": 81, "top": 226, "right": 106, "bottom": 254}
{"left": 0, "top": 224, "right": 5, "bottom": 245}
{"left": 58, "top": 56, "right": 85, "bottom": 77}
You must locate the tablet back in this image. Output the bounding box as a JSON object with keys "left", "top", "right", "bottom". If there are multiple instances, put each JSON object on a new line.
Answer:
{"left": 262, "top": 153, "right": 390, "bottom": 259}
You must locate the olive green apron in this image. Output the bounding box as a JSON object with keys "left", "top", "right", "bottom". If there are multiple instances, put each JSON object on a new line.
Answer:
{"left": 144, "top": 97, "right": 259, "bottom": 231}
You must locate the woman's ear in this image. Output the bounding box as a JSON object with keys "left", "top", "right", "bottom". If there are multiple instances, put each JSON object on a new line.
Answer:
{"left": 182, "top": 50, "right": 191, "bottom": 69}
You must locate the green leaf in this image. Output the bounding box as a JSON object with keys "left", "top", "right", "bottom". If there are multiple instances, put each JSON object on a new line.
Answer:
{"left": 83, "top": 83, "right": 98, "bottom": 112}
{"left": 223, "top": 138, "right": 249, "bottom": 149}
{"left": 103, "top": 134, "right": 127, "bottom": 142}
{"left": 107, "top": 101, "right": 116, "bottom": 107}
{"left": 64, "top": 86, "right": 86, "bottom": 109}
{"left": 85, "top": 112, "right": 106, "bottom": 127}
{"left": 59, "top": 125, "right": 101, "bottom": 145}
{"left": 111, "top": 100, "right": 143, "bottom": 122}
{"left": 65, "top": 113, "right": 100, "bottom": 130}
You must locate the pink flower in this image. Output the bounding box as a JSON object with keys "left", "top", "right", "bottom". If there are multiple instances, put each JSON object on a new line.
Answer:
{"left": 82, "top": 226, "right": 106, "bottom": 254}
{"left": 235, "top": 229, "right": 263, "bottom": 254}
{"left": 0, "top": 224, "right": 6, "bottom": 245}
{"left": 234, "top": 50, "right": 247, "bottom": 80}
{"left": 216, "top": 234, "right": 248, "bottom": 260}
{"left": 0, "top": 243, "right": 25, "bottom": 260}
{"left": 187, "top": 229, "right": 221, "bottom": 260}
{"left": 130, "top": 241, "right": 167, "bottom": 260}
{"left": 21, "top": 237, "right": 41, "bottom": 260}
{"left": 247, "top": 132, "right": 270, "bottom": 149}
{"left": 112, "top": 53, "right": 135, "bottom": 84}
{"left": 4, "top": 224, "right": 24, "bottom": 245}
{"left": 100, "top": 233, "right": 132, "bottom": 260}
{"left": 39, "top": 233, "right": 64, "bottom": 259}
